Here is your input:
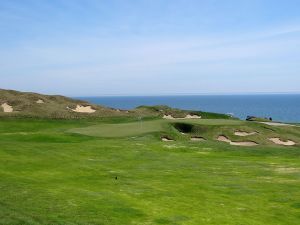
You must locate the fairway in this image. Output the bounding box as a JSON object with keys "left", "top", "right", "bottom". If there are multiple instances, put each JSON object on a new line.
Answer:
{"left": 0, "top": 118, "right": 300, "bottom": 225}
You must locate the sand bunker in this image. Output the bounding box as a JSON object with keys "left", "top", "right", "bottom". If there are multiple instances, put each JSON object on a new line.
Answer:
{"left": 163, "top": 114, "right": 201, "bottom": 120}
{"left": 230, "top": 141, "right": 258, "bottom": 147}
{"left": 217, "top": 135, "right": 258, "bottom": 147}
{"left": 71, "top": 105, "right": 96, "bottom": 113}
{"left": 269, "top": 138, "right": 296, "bottom": 146}
{"left": 36, "top": 99, "right": 44, "bottom": 104}
{"left": 163, "top": 115, "right": 175, "bottom": 119}
{"left": 191, "top": 137, "right": 206, "bottom": 141}
{"left": 217, "top": 135, "right": 231, "bottom": 143}
{"left": 234, "top": 131, "right": 258, "bottom": 136}
{"left": 185, "top": 114, "right": 202, "bottom": 119}
{"left": 161, "top": 137, "right": 174, "bottom": 142}
{"left": 1, "top": 103, "right": 13, "bottom": 113}
{"left": 260, "top": 122, "right": 296, "bottom": 127}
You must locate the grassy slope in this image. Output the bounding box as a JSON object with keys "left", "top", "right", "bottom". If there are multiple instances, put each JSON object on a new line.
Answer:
{"left": 0, "top": 89, "right": 125, "bottom": 119}
{"left": 0, "top": 89, "right": 232, "bottom": 120}
{"left": 0, "top": 118, "right": 300, "bottom": 225}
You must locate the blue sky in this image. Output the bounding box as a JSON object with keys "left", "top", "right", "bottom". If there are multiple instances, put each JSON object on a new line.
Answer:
{"left": 0, "top": 0, "right": 300, "bottom": 96}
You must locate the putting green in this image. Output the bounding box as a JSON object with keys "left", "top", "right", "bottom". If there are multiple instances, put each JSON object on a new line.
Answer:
{"left": 69, "top": 120, "right": 166, "bottom": 137}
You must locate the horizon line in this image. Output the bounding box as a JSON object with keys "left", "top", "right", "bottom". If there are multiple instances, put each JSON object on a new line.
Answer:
{"left": 72, "top": 91, "right": 300, "bottom": 98}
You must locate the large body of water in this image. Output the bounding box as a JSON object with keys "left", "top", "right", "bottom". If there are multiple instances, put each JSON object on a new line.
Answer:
{"left": 77, "top": 94, "right": 300, "bottom": 123}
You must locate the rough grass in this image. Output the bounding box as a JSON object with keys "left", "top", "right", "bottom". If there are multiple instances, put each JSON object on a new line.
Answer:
{"left": 0, "top": 118, "right": 300, "bottom": 224}
{"left": 0, "top": 89, "right": 233, "bottom": 120}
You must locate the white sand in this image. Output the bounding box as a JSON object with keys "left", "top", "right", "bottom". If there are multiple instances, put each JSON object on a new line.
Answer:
{"left": 161, "top": 137, "right": 174, "bottom": 142}
{"left": 1, "top": 103, "right": 13, "bottom": 113}
{"left": 217, "top": 135, "right": 231, "bottom": 143}
{"left": 217, "top": 135, "right": 258, "bottom": 147}
{"left": 163, "top": 114, "right": 175, "bottom": 119}
{"left": 36, "top": 99, "right": 44, "bottom": 104}
{"left": 230, "top": 141, "right": 258, "bottom": 147}
{"left": 234, "top": 131, "right": 258, "bottom": 136}
{"left": 260, "top": 122, "right": 296, "bottom": 127}
{"left": 269, "top": 138, "right": 296, "bottom": 146}
{"left": 71, "top": 105, "right": 96, "bottom": 113}
{"left": 191, "top": 137, "right": 206, "bottom": 141}
{"left": 163, "top": 114, "right": 201, "bottom": 120}
{"left": 185, "top": 114, "right": 201, "bottom": 119}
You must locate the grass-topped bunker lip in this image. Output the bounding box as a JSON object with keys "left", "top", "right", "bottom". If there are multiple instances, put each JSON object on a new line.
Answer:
{"left": 173, "top": 122, "right": 194, "bottom": 133}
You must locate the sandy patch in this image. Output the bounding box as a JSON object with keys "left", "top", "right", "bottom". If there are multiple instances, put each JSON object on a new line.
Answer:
{"left": 161, "top": 137, "right": 174, "bottom": 142}
{"left": 230, "top": 141, "right": 258, "bottom": 146}
{"left": 163, "top": 114, "right": 175, "bottom": 119}
{"left": 217, "top": 135, "right": 231, "bottom": 143}
{"left": 191, "top": 137, "right": 206, "bottom": 141}
{"left": 185, "top": 114, "right": 201, "bottom": 119}
{"left": 71, "top": 105, "right": 96, "bottom": 113}
{"left": 1, "top": 103, "right": 13, "bottom": 112}
{"left": 36, "top": 99, "right": 44, "bottom": 104}
{"left": 269, "top": 138, "right": 296, "bottom": 146}
{"left": 260, "top": 122, "right": 296, "bottom": 127}
{"left": 163, "top": 114, "right": 201, "bottom": 120}
{"left": 234, "top": 131, "right": 258, "bottom": 136}
{"left": 217, "top": 135, "right": 258, "bottom": 147}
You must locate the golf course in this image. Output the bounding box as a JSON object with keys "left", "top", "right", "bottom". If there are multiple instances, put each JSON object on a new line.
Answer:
{"left": 0, "top": 89, "right": 300, "bottom": 225}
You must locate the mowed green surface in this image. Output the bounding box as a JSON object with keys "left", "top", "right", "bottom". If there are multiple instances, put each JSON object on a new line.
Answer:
{"left": 0, "top": 118, "right": 300, "bottom": 225}
{"left": 69, "top": 120, "right": 166, "bottom": 137}
{"left": 69, "top": 119, "right": 245, "bottom": 138}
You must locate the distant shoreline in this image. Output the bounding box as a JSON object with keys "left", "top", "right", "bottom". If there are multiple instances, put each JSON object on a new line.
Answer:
{"left": 76, "top": 94, "right": 300, "bottom": 123}
{"left": 72, "top": 93, "right": 300, "bottom": 98}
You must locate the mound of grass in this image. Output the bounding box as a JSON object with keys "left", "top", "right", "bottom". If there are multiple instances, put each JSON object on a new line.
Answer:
{"left": 0, "top": 89, "right": 231, "bottom": 120}
{"left": 0, "top": 89, "right": 125, "bottom": 119}
{"left": 135, "top": 105, "right": 231, "bottom": 119}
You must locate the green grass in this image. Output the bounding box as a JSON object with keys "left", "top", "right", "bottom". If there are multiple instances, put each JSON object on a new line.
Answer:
{"left": 69, "top": 120, "right": 166, "bottom": 137}
{"left": 0, "top": 118, "right": 300, "bottom": 224}
{"left": 68, "top": 119, "right": 243, "bottom": 138}
{"left": 175, "top": 118, "right": 245, "bottom": 125}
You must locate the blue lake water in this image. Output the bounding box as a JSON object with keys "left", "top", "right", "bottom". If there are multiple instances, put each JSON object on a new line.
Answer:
{"left": 76, "top": 95, "right": 300, "bottom": 123}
